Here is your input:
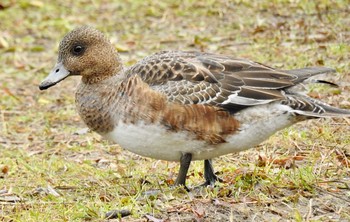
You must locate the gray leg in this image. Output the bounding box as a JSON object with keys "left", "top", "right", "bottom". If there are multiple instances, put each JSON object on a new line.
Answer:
{"left": 202, "top": 159, "right": 222, "bottom": 186}
{"left": 174, "top": 153, "right": 192, "bottom": 188}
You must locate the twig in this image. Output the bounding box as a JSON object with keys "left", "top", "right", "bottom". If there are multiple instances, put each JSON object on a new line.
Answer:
{"left": 305, "top": 198, "right": 313, "bottom": 221}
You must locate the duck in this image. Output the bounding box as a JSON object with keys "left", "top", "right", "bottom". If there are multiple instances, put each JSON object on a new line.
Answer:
{"left": 39, "top": 26, "right": 350, "bottom": 188}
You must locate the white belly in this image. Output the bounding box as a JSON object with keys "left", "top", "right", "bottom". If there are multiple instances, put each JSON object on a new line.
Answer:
{"left": 103, "top": 103, "right": 298, "bottom": 161}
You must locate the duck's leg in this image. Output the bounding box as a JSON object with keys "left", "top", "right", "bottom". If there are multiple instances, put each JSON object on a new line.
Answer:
{"left": 142, "top": 153, "right": 192, "bottom": 196}
{"left": 174, "top": 153, "right": 192, "bottom": 188}
{"left": 202, "top": 159, "right": 222, "bottom": 186}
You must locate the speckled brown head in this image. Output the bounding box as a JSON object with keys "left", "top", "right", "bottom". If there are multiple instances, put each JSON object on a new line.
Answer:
{"left": 39, "top": 26, "right": 122, "bottom": 90}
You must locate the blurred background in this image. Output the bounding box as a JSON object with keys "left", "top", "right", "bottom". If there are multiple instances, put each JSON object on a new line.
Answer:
{"left": 0, "top": 0, "right": 349, "bottom": 221}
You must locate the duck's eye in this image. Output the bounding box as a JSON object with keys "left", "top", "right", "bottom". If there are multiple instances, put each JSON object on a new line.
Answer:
{"left": 72, "top": 45, "right": 85, "bottom": 56}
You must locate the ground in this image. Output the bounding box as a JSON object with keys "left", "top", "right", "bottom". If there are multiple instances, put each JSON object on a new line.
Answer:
{"left": 0, "top": 0, "right": 350, "bottom": 221}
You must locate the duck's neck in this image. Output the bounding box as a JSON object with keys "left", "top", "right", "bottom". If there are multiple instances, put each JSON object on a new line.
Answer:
{"left": 81, "top": 55, "right": 124, "bottom": 85}
{"left": 76, "top": 75, "right": 125, "bottom": 134}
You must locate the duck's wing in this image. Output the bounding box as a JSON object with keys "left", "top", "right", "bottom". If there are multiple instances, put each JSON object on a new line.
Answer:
{"left": 126, "top": 51, "right": 335, "bottom": 112}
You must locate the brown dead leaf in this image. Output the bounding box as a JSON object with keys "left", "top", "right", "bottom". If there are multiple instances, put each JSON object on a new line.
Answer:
{"left": 335, "top": 149, "right": 349, "bottom": 167}
{"left": 257, "top": 155, "right": 304, "bottom": 169}
{"left": 217, "top": 186, "right": 233, "bottom": 198}
{"left": 167, "top": 203, "right": 192, "bottom": 213}
{"left": 252, "top": 25, "right": 267, "bottom": 34}
{"left": 0, "top": 2, "right": 12, "bottom": 10}
{"left": 293, "top": 156, "right": 304, "bottom": 161}
{"left": 272, "top": 158, "right": 294, "bottom": 169}
{"left": 326, "top": 187, "right": 341, "bottom": 193}
{"left": 13, "top": 60, "right": 26, "bottom": 70}
{"left": 126, "top": 41, "right": 136, "bottom": 47}
{"left": 99, "top": 193, "right": 112, "bottom": 202}
{"left": 307, "top": 33, "right": 333, "bottom": 43}
{"left": 308, "top": 91, "right": 321, "bottom": 99}
{"left": 257, "top": 153, "right": 267, "bottom": 167}
{"left": 166, "top": 178, "right": 175, "bottom": 186}
{"left": 316, "top": 59, "right": 324, "bottom": 66}
{"left": 1, "top": 165, "right": 9, "bottom": 174}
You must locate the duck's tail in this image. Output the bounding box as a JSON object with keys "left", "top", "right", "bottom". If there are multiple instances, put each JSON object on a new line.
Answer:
{"left": 284, "top": 94, "right": 350, "bottom": 118}
{"left": 285, "top": 67, "right": 336, "bottom": 83}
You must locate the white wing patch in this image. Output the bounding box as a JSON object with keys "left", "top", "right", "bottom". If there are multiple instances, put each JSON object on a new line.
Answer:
{"left": 222, "top": 91, "right": 276, "bottom": 106}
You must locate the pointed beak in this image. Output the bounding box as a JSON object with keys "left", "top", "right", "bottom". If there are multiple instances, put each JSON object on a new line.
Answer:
{"left": 39, "top": 62, "right": 70, "bottom": 90}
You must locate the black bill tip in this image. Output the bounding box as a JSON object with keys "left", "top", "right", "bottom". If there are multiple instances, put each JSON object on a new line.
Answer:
{"left": 39, "top": 81, "right": 57, "bottom": 90}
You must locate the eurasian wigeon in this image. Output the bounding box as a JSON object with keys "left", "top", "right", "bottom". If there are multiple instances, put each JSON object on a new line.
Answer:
{"left": 39, "top": 26, "right": 350, "bottom": 188}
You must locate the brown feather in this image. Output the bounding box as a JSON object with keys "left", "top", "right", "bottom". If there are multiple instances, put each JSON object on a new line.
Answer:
{"left": 126, "top": 51, "right": 300, "bottom": 108}
{"left": 77, "top": 75, "right": 239, "bottom": 144}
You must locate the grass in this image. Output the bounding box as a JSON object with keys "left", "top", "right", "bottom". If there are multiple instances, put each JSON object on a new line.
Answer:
{"left": 1, "top": 0, "right": 350, "bottom": 221}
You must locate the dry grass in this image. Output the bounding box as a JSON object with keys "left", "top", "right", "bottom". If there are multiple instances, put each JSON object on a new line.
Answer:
{"left": 0, "top": 0, "right": 349, "bottom": 221}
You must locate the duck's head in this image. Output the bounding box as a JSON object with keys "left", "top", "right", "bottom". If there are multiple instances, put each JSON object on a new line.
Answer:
{"left": 39, "top": 26, "right": 121, "bottom": 90}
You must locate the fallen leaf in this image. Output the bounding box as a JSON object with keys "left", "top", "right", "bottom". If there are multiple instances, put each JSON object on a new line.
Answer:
{"left": 272, "top": 158, "right": 294, "bottom": 169}
{"left": 335, "top": 149, "right": 349, "bottom": 167}
{"left": 1, "top": 165, "right": 9, "bottom": 174}
{"left": 99, "top": 194, "right": 111, "bottom": 202}
{"left": 257, "top": 154, "right": 267, "bottom": 167}
{"left": 257, "top": 155, "right": 304, "bottom": 169}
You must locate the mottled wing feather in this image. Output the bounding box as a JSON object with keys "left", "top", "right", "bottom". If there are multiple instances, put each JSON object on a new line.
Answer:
{"left": 126, "top": 51, "right": 298, "bottom": 109}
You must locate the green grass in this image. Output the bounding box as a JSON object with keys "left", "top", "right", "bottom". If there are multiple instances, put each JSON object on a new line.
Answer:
{"left": 1, "top": 0, "right": 350, "bottom": 221}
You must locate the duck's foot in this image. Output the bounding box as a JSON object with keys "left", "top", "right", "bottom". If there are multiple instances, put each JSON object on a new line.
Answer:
{"left": 140, "top": 153, "right": 192, "bottom": 196}
{"left": 171, "top": 184, "right": 190, "bottom": 192}
{"left": 200, "top": 159, "right": 222, "bottom": 187}
{"left": 142, "top": 158, "right": 220, "bottom": 196}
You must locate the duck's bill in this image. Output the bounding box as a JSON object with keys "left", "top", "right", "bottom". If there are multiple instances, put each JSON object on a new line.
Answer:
{"left": 39, "top": 62, "right": 70, "bottom": 90}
